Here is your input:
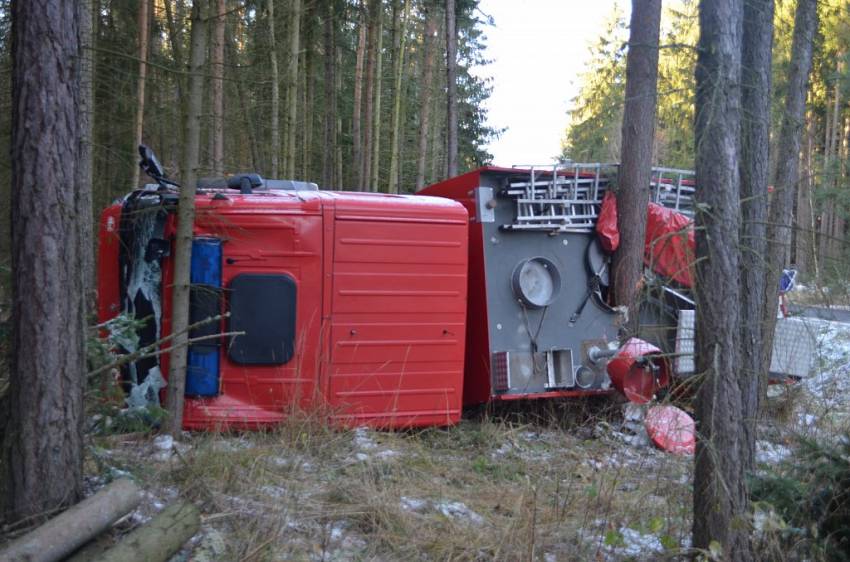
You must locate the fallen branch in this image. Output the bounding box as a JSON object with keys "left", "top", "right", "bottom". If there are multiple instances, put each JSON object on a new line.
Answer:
{"left": 96, "top": 502, "right": 200, "bottom": 562}
{"left": 87, "top": 312, "right": 238, "bottom": 379}
{"left": 0, "top": 479, "right": 141, "bottom": 562}
{"left": 88, "top": 330, "right": 244, "bottom": 379}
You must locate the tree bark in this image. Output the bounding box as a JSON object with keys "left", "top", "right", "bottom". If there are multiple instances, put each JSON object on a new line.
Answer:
{"left": 0, "top": 479, "right": 141, "bottom": 562}
{"left": 794, "top": 111, "right": 815, "bottom": 276}
{"left": 227, "top": 34, "right": 261, "bottom": 171}
{"left": 415, "top": 4, "right": 437, "bottom": 191}
{"left": 445, "top": 0, "right": 458, "bottom": 177}
{"left": 387, "top": 0, "right": 410, "bottom": 193}
{"left": 369, "top": 2, "right": 384, "bottom": 191}
{"left": 5, "top": 0, "right": 87, "bottom": 521}
{"left": 302, "top": 13, "right": 315, "bottom": 181}
{"left": 78, "top": 0, "right": 95, "bottom": 305}
{"left": 737, "top": 0, "right": 773, "bottom": 470}
{"left": 762, "top": 0, "right": 816, "bottom": 392}
{"left": 691, "top": 0, "right": 751, "bottom": 558}
{"left": 166, "top": 0, "right": 207, "bottom": 435}
{"left": 362, "top": 0, "right": 378, "bottom": 190}
{"left": 209, "top": 0, "right": 225, "bottom": 176}
{"left": 430, "top": 69, "right": 442, "bottom": 182}
{"left": 163, "top": 0, "right": 187, "bottom": 168}
{"left": 130, "top": 0, "right": 150, "bottom": 189}
{"left": 286, "top": 0, "right": 302, "bottom": 178}
{"left": 352, "top": 1, "right": 367, "bottom": 188}
{"left": 322, "top": 0, "right": 338, "bottom": 188}
{"left": 612, "top": 0, "right": 662, "bottom": 326}
{"left": 97, "top": 502, "right": 200, "bottom": 562}
{"left": 269, "top": 0, "right": 280, "bottom": 177}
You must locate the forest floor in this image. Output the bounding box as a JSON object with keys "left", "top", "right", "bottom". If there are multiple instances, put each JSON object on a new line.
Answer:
{"left": 0, "top": 285, "right": 847, "bottom": 561}
{"left": 78, "top": 309, "right": 850, "bottom": 562}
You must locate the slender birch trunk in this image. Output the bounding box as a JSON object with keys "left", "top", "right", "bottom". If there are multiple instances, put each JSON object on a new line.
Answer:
{"left": 269, "top": 0, "right": 280, "bottom": 177}
{"left": 370, "top": 3, "right": 384, "bottom": 191}
{"left": 387, "top": 0, "right": 410, "bottom": 193}
{"left": 166, "top": 0, "right": 207, "bottom": 435}
{"left": 286, "top": 0, "right": 302, "bottom": 178}
{"left": 352, "top": 1, "right": 367, "bottom": 188}
{"left": 130, "top": 0, "right": 150, "bottom": 188}
{"left": 444, "top": 0, "right": 458, "bottom": 177}
{"left": 416, "top": 6, "right": 437, "bottom": 191}
{"left": 210, "top": 0, "right": 225, "bottom": 176}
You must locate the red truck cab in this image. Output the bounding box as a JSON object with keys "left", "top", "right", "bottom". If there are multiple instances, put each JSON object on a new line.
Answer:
{"left": 98, "top": 181, "right": 469, "bottom": 430}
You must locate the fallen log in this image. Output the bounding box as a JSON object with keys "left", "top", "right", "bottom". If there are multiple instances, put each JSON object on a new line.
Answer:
{"left": 97, "top": 502, "right": 200, "bottom": 562}
{"left": 0, "top": 478, "right": 141, "bottom": 562}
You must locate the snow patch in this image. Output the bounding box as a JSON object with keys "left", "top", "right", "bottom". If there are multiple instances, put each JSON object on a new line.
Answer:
{"left": 399, "top": 497, "right": 484, "bottom": 525}
{"left": 400, "top": 496, "right": 429, "bottom": 512}
{"left": 435, "top": 501, "right": 484, "bottom": 525}
{"left": 604, "top": 527, "right": 665, "bottom": 558}
{"left": 756, "top": 440, "right": 792, "bottom": 464}
{"left": 353, "top": 427, "right": 378, "bottom": 450}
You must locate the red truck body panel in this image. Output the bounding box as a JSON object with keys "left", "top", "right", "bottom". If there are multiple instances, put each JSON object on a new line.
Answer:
{"left": 98, "top": 189, "right": 468, "bottom": 430}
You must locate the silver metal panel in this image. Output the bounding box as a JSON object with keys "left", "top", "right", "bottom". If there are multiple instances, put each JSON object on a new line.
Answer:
{"left": 770, "top": 317, "right": 816, "bottom": 378}
{"left": 675, "top": 309, "right": 695, "bottom": 376}
{"left": 548, "top": 349, "right": 576, "bottom": 389}
{"left": 674, "top": 310, "right": 815, "bottom": 379}
{"left": 478, "top": 169, "right": 620, "bottom": 394}
{"left": 474, "top": 187, "right": 495, "bottom": 223}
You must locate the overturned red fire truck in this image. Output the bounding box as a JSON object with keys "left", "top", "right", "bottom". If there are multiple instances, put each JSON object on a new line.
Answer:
{"left": 98, "top": 150, "right": 809, "bottom": 430}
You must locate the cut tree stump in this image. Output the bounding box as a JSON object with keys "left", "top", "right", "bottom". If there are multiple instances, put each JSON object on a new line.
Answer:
{"left": 96, "top": 502, "right": 201, "bottom": 562}
{"left": 0, "top": 478, "right": 141, "bottom": 562}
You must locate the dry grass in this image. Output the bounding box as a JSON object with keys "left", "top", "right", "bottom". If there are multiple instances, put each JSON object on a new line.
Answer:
{"left": 87, "top": 403, "right": 695, "bottom": 561}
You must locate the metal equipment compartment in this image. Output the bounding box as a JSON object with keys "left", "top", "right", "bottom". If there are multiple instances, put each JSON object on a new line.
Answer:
{"left": 420, "top": 165, "right": 622, "bottom": 405}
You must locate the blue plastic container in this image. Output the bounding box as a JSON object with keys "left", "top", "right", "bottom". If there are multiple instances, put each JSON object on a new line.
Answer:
{"left": 185, "top": 346, "right": 220, "bottom": 397}
{"left": 186, "top": 238, "right": 222, "bottom": 397}
{"left": 190, "top": 238, "right": 222, "bottom": 286}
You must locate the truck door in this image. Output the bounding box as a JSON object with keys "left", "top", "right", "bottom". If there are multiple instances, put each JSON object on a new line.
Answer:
{"left": 217, "top": 208, "right": 324, "bottom": 416}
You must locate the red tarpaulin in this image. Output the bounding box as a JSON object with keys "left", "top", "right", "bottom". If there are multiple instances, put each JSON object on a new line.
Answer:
{"left": 596, "top": 193, "right": 695, "bottom": 286}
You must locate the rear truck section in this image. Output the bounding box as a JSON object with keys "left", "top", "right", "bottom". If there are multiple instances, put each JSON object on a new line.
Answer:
{"left": 98, "top": 170, "right": 469, "bottom": 430}
{"left": 420, "top": 162, "right": 815, "bottom": 404}
{"left": 419, "top": 164, "right": 671, "bottom": 406}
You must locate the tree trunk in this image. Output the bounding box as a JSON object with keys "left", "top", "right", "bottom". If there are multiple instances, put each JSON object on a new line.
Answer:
{"left": 130, "top": 0, "right": 150, "bottom": 189}
{"left": 269, "top": 0, "right": 280, "bottom": 177}
{"left": 762, "top": 0, "right": 816, "bottom": 390}
{"left": 387, "top": 0, "right": 410, "bottom": 193}
{"left": 209, "top": 0, "right": 225, "bottom": 176}
{"left": 369, "top": 2, "right": 384, "bottom": 191}
{"left": 352, "top": 1, "right": 367, "bottom": 188}
{"left": 416, "top": 5, "right": 437, "bottom": 191}
{"left": 430, "top": 71, "right": 442, "bottom": 182}
{"left": 165, "top": 0, "right": 207, "bottom": 435}
{"left": 612, "top": 0, "right": 661, "bottom": 326}
{"left": 302, "top": 16, "right": 315, "bottom": 181}
{"left": 97, "top": 503, "right": 200, "bottom": 562}
{"left": 227, "top": 34, "right": 261, "bottom": 171}
{"left": 5, "top": 0, "right": 86, "bottom": 521}
{"left": 78, "top": 0, "right": 95, "bottom": 305}
{"left": 163, "top": 0, "right": 186, "bottom": 168}
{"left": 691, "top": 0, "right": 750, "bottom": 558}
{"left": 362, "top": 0, "right": 377, "bottom": 190}
{"left": 738, "top": 0, "right": 773, "bottom": 469}
{"left": 286, "top": 0, "right": 302, "bottom": 178}
{"left": 336, "top": 44, "right": 344, "bottom": 188}
{"left": 322, "top": 0, "right": 337, "bottom": 188}
{"left": 445, "top": 0, "right": 458, "bottom": 177}
{"left": 795, "top": 110, "right": 815, "bottom": 276}
{"left": 0, "top": 479, "right": 141, "bottom": 562}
